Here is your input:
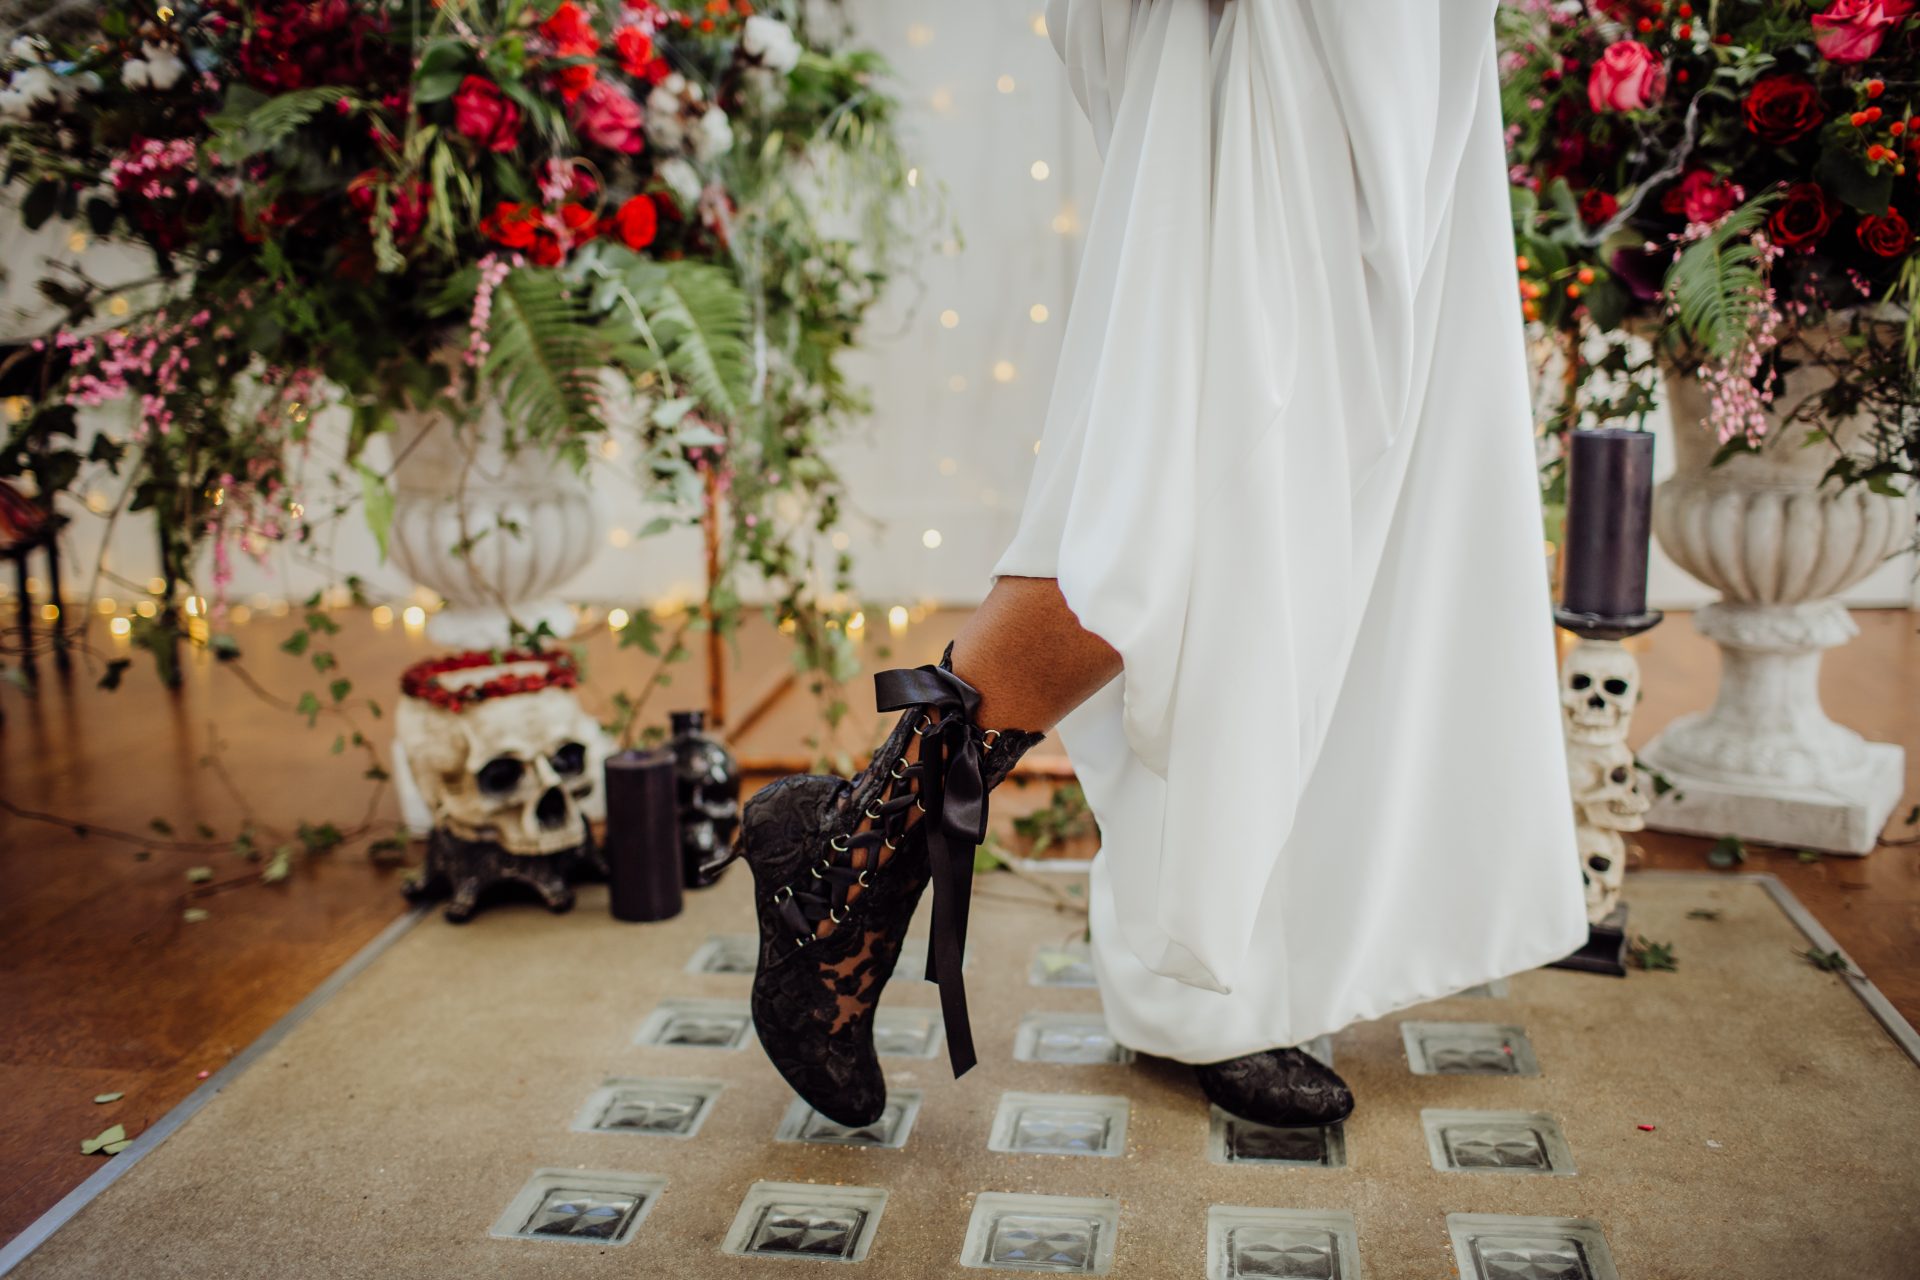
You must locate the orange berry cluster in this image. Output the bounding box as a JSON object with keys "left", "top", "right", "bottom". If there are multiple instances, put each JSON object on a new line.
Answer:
{"left": 1848, "top": 82, "right": 1912, "bottom": 175}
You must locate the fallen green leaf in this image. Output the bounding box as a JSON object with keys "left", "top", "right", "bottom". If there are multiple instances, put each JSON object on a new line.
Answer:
{"left": 92, "top": 1092, "right": 123, "bottom": 1104}
{"left": 1795, "top": 849, "right": 1822, "bottom": 864}
{"left": 1705, "top": 835, "right": 1747, "bottom": 869}
{"left": 1800, "top": 946, "right": 1858, "bottom": 976}
{"left": 80, "top": 1123, "right": 126, "bottom": 1155}
{"left": 1629, "top": 935, "right": 1678, "bottom": 972}
{"left": 101, "top": 1139, "right": 132, "bottom": 1155}
{"left": 1686, "top": 908, "right": 1722, "bottom": 921}
{"left": 182, "top": 907, "right": 210, "bottom": 923}
{"left": 185, "top": 866, "right": 213, "bottom": 883}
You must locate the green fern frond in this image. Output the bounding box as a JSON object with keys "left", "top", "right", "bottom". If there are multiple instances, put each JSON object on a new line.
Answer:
{"left": 481, "top": 268, "right": 609, "bottom": 448}
{"left": 1664, "top": 198, "right": 1777, "bottom": 358}
{"left": 208, "top": 86, "right": 357, "bottom": 163}
{"left": 606, "top": 258, "right": 753, "bottom": 422}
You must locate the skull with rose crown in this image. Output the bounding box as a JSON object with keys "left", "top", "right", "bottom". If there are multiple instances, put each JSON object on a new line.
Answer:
{"left": 397, "top": 653, "right": 606, "bottom": 856}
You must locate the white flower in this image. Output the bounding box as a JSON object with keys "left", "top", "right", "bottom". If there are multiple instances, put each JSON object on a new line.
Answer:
{"left": 9, "top": 35, "right": 49, "bottom": 64}
{"left": 0, "top": 87, "right": 30, "bottom": 119}
{"left": 692, "top": 104, "right": 733, "bottom": 162}
{"left": 644, "top": 83, "right": 686, "bottom": 151}
{"left": 741, "top": 16, "right": 801, "bottom": 75}
{"left": 657, "top": 157, "right": 702, "bottom": 209}
{"left": 123, "top": 43, "right": 187, "bottom": 92}
{"left": 9, "top": 65, "right": 57, "bottom": 106}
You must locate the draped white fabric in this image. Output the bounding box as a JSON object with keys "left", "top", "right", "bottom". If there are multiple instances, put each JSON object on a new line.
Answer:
{"left": 991, "top": 0, "right": 1590, "bottom": 1061}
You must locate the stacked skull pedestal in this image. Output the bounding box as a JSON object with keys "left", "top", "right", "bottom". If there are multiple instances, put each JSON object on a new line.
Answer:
{"left": 1551, "top": 429, "right": 1664, "bottom": 977}
{"left": 396, "top": 650, "right": 611, "bottom": 922}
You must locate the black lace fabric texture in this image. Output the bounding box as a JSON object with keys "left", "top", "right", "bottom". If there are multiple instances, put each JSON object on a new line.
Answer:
{"left": 1194, "top": 1047, "right": 1356, "bottom": 1129}
{"left": 740, "top": 677, "right": 1045, "bottom": 1128}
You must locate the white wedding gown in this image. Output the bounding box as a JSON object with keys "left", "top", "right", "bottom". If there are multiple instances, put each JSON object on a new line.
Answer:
{"left": 991, "top": 0, "right": 1590, "bottom": 1062}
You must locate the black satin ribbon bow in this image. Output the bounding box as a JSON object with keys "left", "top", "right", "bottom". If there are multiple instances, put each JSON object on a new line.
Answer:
{"left": 873, "top": 662, "right": 993, "bottom": 1078}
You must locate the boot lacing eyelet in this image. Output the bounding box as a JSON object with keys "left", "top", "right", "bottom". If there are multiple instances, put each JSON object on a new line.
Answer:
{"left": 864, "top": 801, "right": 884, "bottom": 820}
{"left": 829, "top": 834, "right": 850, "bottom": 853}
{"left": 890, "top": 759, "right": 909, "bottom": 779}
{"left": 982, "top": 729, "right": 1001, "bottom": 748}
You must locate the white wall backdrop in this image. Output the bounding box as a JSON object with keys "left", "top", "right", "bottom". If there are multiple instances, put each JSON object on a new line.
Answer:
{"left": 3, "top": 0, "right": 1913, "bottom": 612}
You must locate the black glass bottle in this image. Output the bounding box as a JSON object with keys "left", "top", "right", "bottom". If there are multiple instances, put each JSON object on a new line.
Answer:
{"left": 668, "top": 709, "right": 741, "bottom": 888}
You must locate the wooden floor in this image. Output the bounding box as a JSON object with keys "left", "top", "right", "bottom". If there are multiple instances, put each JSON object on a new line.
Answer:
{"left": 1, "top": 604, "right": 1914, "bottom": 1247}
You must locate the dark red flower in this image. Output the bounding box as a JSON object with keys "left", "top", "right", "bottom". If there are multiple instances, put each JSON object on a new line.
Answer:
{"left": 608, "top": 194, "right": 658, "bottom": 250}
{"left": 481, "top": 201, "right": 541, "bottom": 250}
{"left": 1770, "top": 182, "right": 1836, "bottom": 248}
{"left": 1578, "top": 188, "right": 1620, "bottom": 226}
{"left": 1662, "top": 169, "right": 1739, "bottom": 224}
{"left": 1743, "top": 74, "right": 1824, "bottom": 145}
{"left": 1857, "top": 209, "right": 1912, "bottom": 257}
{"left": 453, "top": 75, "right": 522, "bottom": 152}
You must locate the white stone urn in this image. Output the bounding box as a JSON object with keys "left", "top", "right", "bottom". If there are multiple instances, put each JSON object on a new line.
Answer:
{"left": 387, "top": 395, "right": 602, "bottom": 649}
{"left": 1640, "top": 351, "right": 1913, "bottom": 854}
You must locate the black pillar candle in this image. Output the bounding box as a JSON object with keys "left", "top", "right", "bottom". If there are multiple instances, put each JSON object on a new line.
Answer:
{"left": 603, "top": 748, "right": 683, "bottom": 923}
{"left": 1560, "top": 427, "right": 1656, "bottom": 622}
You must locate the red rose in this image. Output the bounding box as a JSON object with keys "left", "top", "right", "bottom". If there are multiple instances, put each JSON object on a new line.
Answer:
{"left": 1587, "top": 41, "right": 1665, "bottom": 113}
{"left": 558, "top": 202, "right": 598, "bottom": 240}
{"left": 452, "top": 74, "right": 522, "bottom": 152}
{"left": 1857, "top": 209, "right": 1912, "bottom": 257}
{"left": 1811, "top": 0, "right": 1914, "bottom": 63}
{"left": 528, "top": 232, "right": 564, "bottom": 267}
{"left": 572, "top": 79, "right": 644, "bottom": 153}
{"left": 1742, "top": 74, "right": 1824, "bottom": 145}
{"left": 1662, "top": 169, "right": 1739, "bottom": 224}
{"left": 608, "top": 194, "right": 658, "bottom": 250}
{"left": 1578, "top": 188, "right": 1619, "bottom": 226}
{"left": 481, "top": 201, "right": 541, "bottom": 250}
{"left": 539, "top": 1, "right": 600, "bottom": 56}
{"left": 614, "top": 26, "right": 654, "bottom": 76}
{"left": 1770, "top": 182, "right": 1836, "bottom": 248}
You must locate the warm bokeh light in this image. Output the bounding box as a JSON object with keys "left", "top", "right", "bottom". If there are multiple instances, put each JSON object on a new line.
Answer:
{"left": 1030, "top": 160, "right": 1050, "bottom": 181}
{"left": 371, "top": 605, "right": 395, "bottom": 628}
{"left": 109, "top": 617, "right": 131, "bottom": 638}
{"left": 922, "top": 529, "right": 943, "bottom": 549}
{"left": 402, "top": 605, "right": 427, "bottom": 632}
{"left": 1030, "top": 303, "right": 1050, "bottom": 323}
{"left": 607, "top": 608, "right": 631, "bottom": 631}
{"left": 994, "top": 361, "right": 1017, "bottom": 383}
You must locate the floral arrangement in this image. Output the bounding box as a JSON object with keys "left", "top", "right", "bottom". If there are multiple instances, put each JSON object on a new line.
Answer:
{"left": 1500, "top": 0, "right": 1918, "bottom": 522}
{"left": 0, "top": 0, "right": 930, "bottom": 695}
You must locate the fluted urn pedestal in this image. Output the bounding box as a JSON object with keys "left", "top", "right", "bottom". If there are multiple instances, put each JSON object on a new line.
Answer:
{"left": 384, "top": 393, "right": 607, "bottom": 833}
{"left": 387, "top": 397, "right": 602, "bottom": 648}
{"left": 1641, "top": 366, "right": 1911, "bottom": 855}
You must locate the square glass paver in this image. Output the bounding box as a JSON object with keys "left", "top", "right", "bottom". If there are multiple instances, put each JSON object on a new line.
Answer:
{"left": 872, "top": 1006, "right": 945, "bottom": 1058}
{"left": 1207, "top": 1106, "right": 1347, "bottom": 1168}
{"left": 1207, "top": 1205, "right": 1360, "bottom": 1280}
{"left": 1456, "top": 977, "right": 1511, "bottom": 999}
{"left": 572, "top": 1077, "right": 723, "bottom": 1138}
{"left": 1446, "top": 1214, "right": 1619, "bottom": 1280}
{"left": 988, "top": 1092, "right": 1128, "bottom": 1157}
{"left": 686, "top": 933, "right": 759, "bottom": 975}
{"left": 776, "top": 1090, "right": 922, "bottom": 1149}
{"left": 633, "top": 998, "right": 753, "bottom": 1050}
{"left": 961, "top": 1192, "right": 1120, "bottom": 1274}
{"left": 1030, "top": 939, "right": 1097, "bottom": 988}
{"left": 489, "top": 1168, "right": 665, "bottom": 1246}
{"left": 1422, "top": 1109, "right": 1575, "bottom": 1175}
{"left": 1013, "top": 1012, "right": 1134, "bottom": 1065}
{"left": 722, "top": 1180, "right": 887, "bottom": 1263}
{"left": 1400, "top": 1021, "right": 1539, "bottom": 1076}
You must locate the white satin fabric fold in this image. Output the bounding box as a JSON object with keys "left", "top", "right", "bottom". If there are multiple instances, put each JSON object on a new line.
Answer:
{"left": 992, "top": 0, "right": 1589, "bottom": 1059}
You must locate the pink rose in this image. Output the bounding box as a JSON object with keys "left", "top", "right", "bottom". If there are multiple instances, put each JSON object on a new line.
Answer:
{"left": 571, "top": 80, "right": 644, "bottom": 155}
{"left": 1662, "top": 169, "right": 1741, "bottom": 225}
{"left": 452, "top": 75, "right": 521, "bottom": 153}
{"left": 1811, "top": 0, "right": 1913, "bottom": 63}
{"left": 1586, "top": 41, "right": 1666, "bottom": 113}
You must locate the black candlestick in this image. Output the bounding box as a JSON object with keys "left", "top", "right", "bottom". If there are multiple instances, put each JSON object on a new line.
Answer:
{"left": 603, "top": 748, "right": 683, "bottom": 923}
{"left": 1554, "top": 427, "right": 1663, "bottom": 640}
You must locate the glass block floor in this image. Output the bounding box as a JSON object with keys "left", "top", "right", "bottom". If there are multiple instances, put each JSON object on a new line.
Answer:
{"left": 17, "top": 871, "right": 1919, "bottom": 1279}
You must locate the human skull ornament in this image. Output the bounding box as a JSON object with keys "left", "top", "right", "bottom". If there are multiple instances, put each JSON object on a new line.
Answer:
{"left": 1567, "top": 740, "right": 1647, "bottom": 923}
{"left": 1561, "top": 639, "right": 1640, "bottom": 745}
{"left": 399, "top": 670, "right": 607, "bottom": 856}
{"left": 395, "top": 651, "right": 610, "bottom": 922}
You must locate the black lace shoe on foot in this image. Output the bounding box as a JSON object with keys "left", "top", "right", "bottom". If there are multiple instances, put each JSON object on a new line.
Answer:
{"left": 1195, "top": 1047, "right": 1356, "bottom": 1129}
{"left": 737, "top": 643, "right": 1044, "bottom": 1127}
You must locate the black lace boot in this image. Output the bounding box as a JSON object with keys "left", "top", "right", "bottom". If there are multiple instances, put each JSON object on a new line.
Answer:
{"left": 738, "top": 643, "right": 1045, "bottom": 1127}
{"left": 1195, "top": 1048, "right": 1355, "bottom": 1129}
